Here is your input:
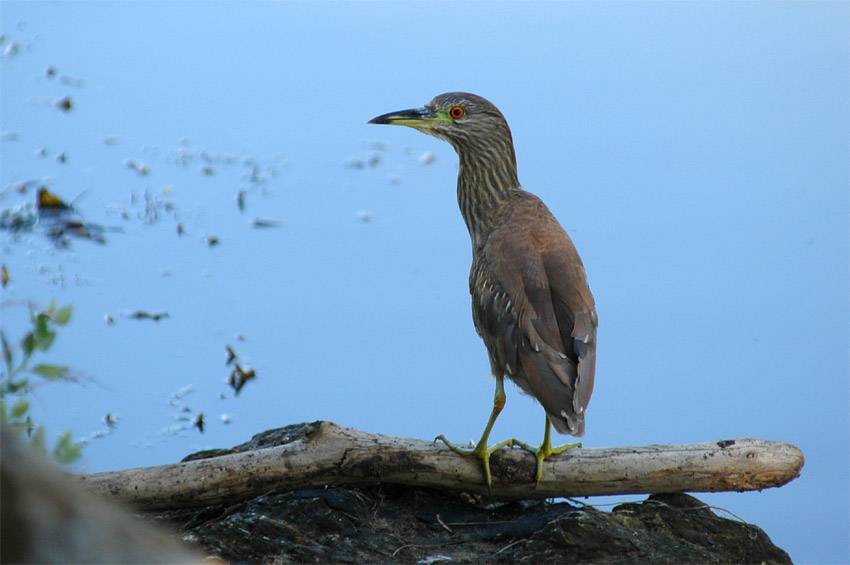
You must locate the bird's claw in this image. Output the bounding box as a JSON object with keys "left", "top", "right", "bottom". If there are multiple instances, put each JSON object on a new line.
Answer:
{"left": 435, "top": 434, "right": 516, "bottom": 487}
{"left": 504, "top": 438, "right": 582, "bottom": 484}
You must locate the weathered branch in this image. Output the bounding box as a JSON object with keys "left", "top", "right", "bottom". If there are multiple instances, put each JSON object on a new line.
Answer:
{"left": 77, "top": 421, "right": 804, "bottom": 511}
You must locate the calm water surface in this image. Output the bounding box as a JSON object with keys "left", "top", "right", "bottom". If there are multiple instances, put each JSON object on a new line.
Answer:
{"left": 1, "top": 3, "right": 847, "bottom": 563}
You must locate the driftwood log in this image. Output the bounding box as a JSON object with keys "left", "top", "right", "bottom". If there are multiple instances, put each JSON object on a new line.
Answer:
{"left": 77, "top": 421, "right": 804, "bottom": 511}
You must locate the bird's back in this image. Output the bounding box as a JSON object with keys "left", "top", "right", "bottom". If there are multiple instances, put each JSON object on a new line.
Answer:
{"left": 470, "top": 190, "right": 597, "bottom": 436}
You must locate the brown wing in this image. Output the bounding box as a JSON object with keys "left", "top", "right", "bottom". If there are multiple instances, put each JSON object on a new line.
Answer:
{"left": 470, "top": 193, "right": 597, "bottom": 437}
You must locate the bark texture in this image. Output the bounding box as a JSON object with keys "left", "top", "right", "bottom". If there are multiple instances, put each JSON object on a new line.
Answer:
{"left": 78, "top": 421, "right": 805, "bottom": 511}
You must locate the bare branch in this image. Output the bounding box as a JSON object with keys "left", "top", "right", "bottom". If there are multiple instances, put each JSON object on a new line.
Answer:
{"left": 77, "top": 421, "right": 804, "bottom": 511}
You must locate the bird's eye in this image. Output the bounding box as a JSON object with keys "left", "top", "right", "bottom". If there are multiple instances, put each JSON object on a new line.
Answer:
{"left": 449, "top": 106, "right": 465, "bottom": 119}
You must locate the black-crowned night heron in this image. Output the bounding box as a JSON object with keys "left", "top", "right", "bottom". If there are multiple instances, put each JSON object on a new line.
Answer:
{"left": 369, "top": 92, "right": 597, "bottom": 486}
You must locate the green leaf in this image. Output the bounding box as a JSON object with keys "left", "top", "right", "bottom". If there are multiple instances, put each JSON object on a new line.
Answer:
{"left": 53, "top": 431, "right": 84, "bottom": 464}
{"left": 32, "top": 314, "right": 56, "bottom": 351}
{"left": 5, "top": 378, "right": 30, "bottom": 394}
{"left": 21, "top": 332, "right": 35, "bottom": 356}
{"left": 11, "top": 397, "right": 29, "bottom": 419}
{"left": 30, "top": 364, "right": 70, "bottom": 380}
{"left": 1, "top": 331, "right": 12, "bottom": 370}
{"left": 52, "top": 305, "right": 73, "bottom": 326}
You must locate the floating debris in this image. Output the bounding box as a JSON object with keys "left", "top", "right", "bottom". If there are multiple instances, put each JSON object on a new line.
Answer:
{"left": 45, "top": 221, "right": 108, "bottom": 245}
{"left": 8, "top": 179, "right": 40, "bottom": 193}
{"left": 345, "top": 153, "right": 381, "bottom": 169}
{"left": 35, "top": 189, "right": 113, "bottom": 245}
{"left": 56, "top": 96, "right": 73, "bottom": 113}
{"left": 59, "top": 75, "right": 85, "bottom": 88}
{"left": 124, "top": 159, "right": 150, "bottom": 176}
{"left": 102, "top": 136, "right": 120, "bottom": 146}
{"left": 206, "top": 235, "right": 220, "bottom": 247}
{"left": 104, "top": 413, "right": 119, "bottom": 428}
{"left": 251, "top": 218, "right": 281, "bottom": 229}
{"left": 194, "top": 413, "right": 205, "bottom": 433}
{"left": 1, "top": 265, "right": 9, "bottom": 287}
{"left": 345, "top": 157, "right": 366, "bottom": 169}
{"left": 37, "top": 188, "right": 72, "bottom": 211}
{"left": 225, "top": 345, "right": 256, "bottom": 396}
{"left": 0, "top": 205, "right": 36, "bottom": 232}
{"left": 125, "top": 310, "right": 170, "bottom": 322}
{"left": 3, "top": 42, "right": 20, "bottom": 58}
{"left": 135, "top": 189, "right": 177, "bottom": 224}
{"left": 229, "top": 363, "right": 256, "bottom": 396}
{"left": 419, "top": 151, "right": 435, "bottom": 165}
{"left": 0, "top": 189, "right": 115, "bottom": 246}
{"left": 240, "top": 159, "right": 274, "bottom": 188}
{"left": 357, "top": 210, "right": 373, "bottom": 223}
{"left": 172, "top": 385, "right": 194, "bottom": 400}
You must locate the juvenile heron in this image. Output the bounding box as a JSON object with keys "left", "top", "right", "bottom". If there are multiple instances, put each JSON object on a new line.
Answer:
{"left": 369, "top": 92, "right": 597, "bottom": 485}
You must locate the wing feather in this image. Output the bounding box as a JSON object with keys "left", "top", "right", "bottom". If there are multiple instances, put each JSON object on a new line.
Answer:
{"left": 470, "top": 193, "right": 597, "bottom": 437}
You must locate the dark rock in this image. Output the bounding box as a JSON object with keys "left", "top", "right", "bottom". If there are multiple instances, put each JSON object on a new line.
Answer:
{"left": 2, "top": 420, "right": 792, "bottom": 564}
{"left": 156, "top": 426, "right": 792, "bottom": 563}
{"left": 151, "top": 484, "right": 791, "bottom": 564}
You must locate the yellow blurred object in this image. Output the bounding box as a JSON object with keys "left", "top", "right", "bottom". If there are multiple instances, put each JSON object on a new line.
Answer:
{"left": 37, "top": 188, "right": 71, "bottom": 211}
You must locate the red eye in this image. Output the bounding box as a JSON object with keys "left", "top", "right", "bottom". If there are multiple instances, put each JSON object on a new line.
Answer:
{"left": 449, "top": 105, "right": 465, "bottom": 119}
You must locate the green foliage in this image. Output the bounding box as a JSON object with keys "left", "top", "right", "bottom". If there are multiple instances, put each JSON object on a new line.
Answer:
{"left": 0, "top": 301, "right": 85, "bottom": 464}
{"left": 53, "top": 430, "right": 85, "bottom": 464}
{"left": 31, "top": 363, "right": 71, "bottom": 380}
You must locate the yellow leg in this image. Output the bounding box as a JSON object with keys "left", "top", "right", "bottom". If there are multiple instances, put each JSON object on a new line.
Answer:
{"left": 435, "top": 375, "right": 515, "bottom": 486}
{"left": 510, "top": 414, "right": 582, "bottom": 484}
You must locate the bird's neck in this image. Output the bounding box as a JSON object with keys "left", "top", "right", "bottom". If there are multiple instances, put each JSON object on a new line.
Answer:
{"left": 455, "top": 145, "right": 520, "bottom": 251}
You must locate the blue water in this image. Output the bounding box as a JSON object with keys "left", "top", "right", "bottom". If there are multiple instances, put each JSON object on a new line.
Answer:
{"left": 1, "top": 3, "right": 848, "bottom": 563}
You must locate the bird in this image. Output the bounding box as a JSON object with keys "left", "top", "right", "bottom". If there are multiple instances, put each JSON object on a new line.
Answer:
{"left": 368, "top": 92, "right": 597, "bottom": 486}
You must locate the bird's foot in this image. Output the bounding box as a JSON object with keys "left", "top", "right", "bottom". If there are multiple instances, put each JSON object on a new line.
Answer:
{"left": 435, "top": 434, "right": 515, "bottom": 487}
{"left": 507, "top": 438, "right": 582, "bottom": 484}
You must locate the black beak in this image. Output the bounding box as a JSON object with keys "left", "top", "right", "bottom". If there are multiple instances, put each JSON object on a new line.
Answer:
{"left": 368, "top": 105, "right": 438, "bottom": 125}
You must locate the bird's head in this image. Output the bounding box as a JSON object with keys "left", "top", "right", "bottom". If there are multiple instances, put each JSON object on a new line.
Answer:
{"left": 368, "top": 92, "right": 514, "bottom": 155}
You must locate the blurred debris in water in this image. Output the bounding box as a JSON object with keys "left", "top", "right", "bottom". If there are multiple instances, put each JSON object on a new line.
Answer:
{"left": 250, "top": 218, "right": 281, "bottom": 229}
{"left": 0, "top": 203, "right": 37, "bottom": 233}
{"left": 37, "top": 188, "right": 72, "bottom": 211}
{"left": 1, "top": 188, "right": 118, "bottom": 246}
{"left": 124, "top": 310, "right": 170, "bottom": 322}
{"left": 124, "top": 159, "right": 150, "bottom": 176}
{"left": 165, "top": 385, "right": 205, "bottom": 436}
{"left": 56, "top": 96, "right": 73, "bottom": 113}
{"left": 194, "top": 413, "right": 205, "bottom": 433}
{"left": 225, "top": 345, "right": 256, "bottom": 396}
